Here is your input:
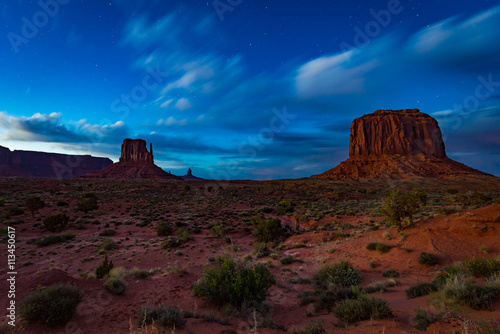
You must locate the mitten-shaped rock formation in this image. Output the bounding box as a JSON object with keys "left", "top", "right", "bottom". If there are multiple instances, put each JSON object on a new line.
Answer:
{"left": 82, "top": 139, "right": 181, "bottom": 179}
{"left": 312, "top": 109, "right": 489, "bottom": 179}
{"left": 119, "top": 139, "right": 154, "bottom": 163}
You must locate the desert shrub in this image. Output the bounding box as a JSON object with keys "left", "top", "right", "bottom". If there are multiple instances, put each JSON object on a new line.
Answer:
{"left": 380, "top": 188, "right": 427, "bottom": 230}
{"left": 462, "top": 258, "right": 500, "bottom": 278}
{"left": 100, "top": 238, "right": 117, "bottom": 251}
{"left": 76, "top": 193, "right": 98, "bottom": 213}
{"left": 365, "top": 280, "right": 393, "bottom": 293}
{"left": 0, "top": 197, "right": 4, "bottom": 206}
{"left": 20, "top": 283, "right": 82, "bottom": 326}
{"left": 0, "top": 206, "right": 24, "bottom": 219}
{"left": 96, "top": 253, "right": 113, "bottom": 279}
{"left": 99, "top": 228, "right": 115, "bottom": 236}
{"left": 56, "top": 200, "right": 68, "bottom": 206}
{"left": 454, "top": 191, "right": 492, "bottom": 208}
{"left": 104, "top": 276, "right": 126, "bottom": 295}
{"left": 253, "top": 242, "right": 270, "bottom": 258}
{"left": 418, "top": 252, "right": 437, "bottom": 266}
{"left": 137, "top": 304, "right": 185, "bottom": 329}
{"left": 444, "top": 281, "right": 500, "bottom": 310}
{"left": 127, "top": 267, "right": 152, "bottom": 279}
{"left": 24, "top": 196, "right": 45, "bottom": 218}
{"left": 252, "top": 217, "right": 284, "bottom": 244}
{"left": 291, "top": 320, "right": 326, "bottom": 334}
{"left": 313, "top": 261, "right": 362, "bottom": 288}
{"left": 275, "top": 200, "right": 296, "bottom": 216}
{"left": 280, "top": 255, "right": 294, "bottom": 265}
{"left": 412, "top": 307, "right": 432, "bottom": 331}
{"left": 366, "top": 241, "right": 389, "bottom": 254}
{"left": 472, "top": 320, "right": 500, "bottom": 334}
{"left": 176, "top": 228, "right": 193, "bottom": 242}
{"left": 193, "top": 254, "right": 274, "bottom": 307}
{"left": 161, "top": 236, "right": 181, "bottom": 249}
{"left": 298, "top": 287, "right": 360, "bottom": 310}
{"left": 406, "top": 282, "right": 438, "bottom": 299}
{"left": 156, "top": 220, "right": 172, "bottom": 237}
{"left": 383, "top": 269, "right": 400, "bottom": 278}
{"left": 31, "top": 232, "right": 75, "bottom": 247}
{"left": 332, "top": 295, "right": 392, "bottom": 326}
{"left": 43, "top": 213, "right": 69, "bottom": 232}
{"left": 211, "top": 222, "right": 228, "bottom": 238}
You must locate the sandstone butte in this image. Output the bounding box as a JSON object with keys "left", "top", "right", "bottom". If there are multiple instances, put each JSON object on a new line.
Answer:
{"left": 312, "top": 109, "right": 490, "bottom": 179}
{"left": 0, "top": 145, "right": 112, "bottom": 178}
{"left": 81, "top": 139, "right": 181, "bottom": 179}
{"left": 181, "top": 168, "right": 204, "bottom": 180}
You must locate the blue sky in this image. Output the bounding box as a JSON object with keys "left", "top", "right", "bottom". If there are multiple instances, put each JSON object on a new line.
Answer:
{"left": 1, "top": 0, "right": 499, "bottom": 179}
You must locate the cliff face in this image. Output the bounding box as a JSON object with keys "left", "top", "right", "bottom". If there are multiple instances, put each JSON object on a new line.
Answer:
{"left": 82, "top": 139, "right": 181, "bottom": 179}
{"left": 349, "top": 109, "right": 446, "bottom": 158}
{"left": 119, "top": 139, "right": 154, "bottom": 163}
{"left": 312, "top": 109, "right": 488, "bottom": 179}
{"left": 0, "top": 145, "right": 112, "bottom": 178}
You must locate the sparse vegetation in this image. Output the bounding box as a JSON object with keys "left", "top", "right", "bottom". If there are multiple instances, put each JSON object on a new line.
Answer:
{"left": 193, "top": 254, "right": 274, "bottom": 307}
{"left": 418, "top": 252, "right": 437, "bottom": 266}
{"left": 412, "top": 307, "right": 432, "bottom": 331}
{"left": 252, "top": 216, "right": 284, "bottom": 244}
{"left": 96, "top": 253, "right": 114, "bottom": 279}
{"left": 76, "top": 192, "right": 98, "bottom": 213}
{"left": 406, "top": 282, "right": 439, "bottom": 299}
{"left": 332, "top": 294, "right": 393, "bottom": 326}
{"left": 383, "top": 269, "right": 400, "bottom": 278}
{"left": 291, "top": 320, "right": 326, "bottom": 334}
{"left": 31, "top": 232, "right": 75, "bottom": 246}
{"left": 380, "top": 188, "right": 427, "bottom": 230}
{"left": 156, "top": 220, "right": 172, "bottom": 237}
{"left": 20, "top": 283, "right": 82, "bottom": 326}
{"left": 43, "top": 213, "right": 69, "bottom": 232}
{"left": 136, "top": 304, "right": 185, "bottom": 329}
{"left": 24, "top": 196, "right": 45, "bottom": 218}
{"left": 313, "top": 261, "right": 362, "bottom": 288}
{"left": 366, "top": 241, "right": 390, "bottom": 253}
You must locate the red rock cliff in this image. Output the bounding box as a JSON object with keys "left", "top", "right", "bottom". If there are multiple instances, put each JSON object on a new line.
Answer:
{"left": 349, "top": 109, "right": 446, "bottom": 158}
{"left": 312, "top": 109, "right": 489, "bottom": 179}
{"left": 0, "top": 145, "right": 112, "bottom": 178}
{"left": 119, "top": 139, "right": 154, "bottom": 163}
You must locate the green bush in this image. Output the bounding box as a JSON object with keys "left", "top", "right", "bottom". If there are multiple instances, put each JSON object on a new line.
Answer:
{"left": 366, "top": 241, "right": 389, "bottom": 254}
{"left": 252, "top": 217, "right": 283, "bottom": 244}
{"left": 291, "top": 320, "right": 326, "bottom": 334}
{"left": 406, "top": 282, "right": 438, "bottom": 299}
{"left": 280, "top": 255, "right": 294, "bottom": 265}
{"left": 462, "top": 258, "right": 500, "bottom": 278}
{"left": 156, "top": 220, "right": 172, "bottom": 237}
{"left": 210, "top": 222, "right": 227, "bottom": 238}
{"left": 412, "top": 307, "right": 432, "bottom": 331}
{"left": 444, "top": 282, "right": 500, "bottom": 310}
{"left": 332, "top": 295, "right": 392, "bottom": 326}
{"left": 0, "top": 206, "right": 24, "bottom": 219}
{"left": 275, "top": 200, "right": 296, "bottom": 216}
{"left": 32, "top": 232, "right": 75, "bottom": 247}
{"left": 382, "top": 269, "right": 400, "bottom": 278}
{"left": 99, "top": 228, "right": 116, "bottom": 237}
{"left": 137, "top": 304, "right": 185, "bottom": 329}
{"left": 76, "top": 193, "right": 98, "bottom": 213}
{"left": 313, "top": 261, "right": 362, "bottom": 288}
{"left": 418, "top": 252, "right": 437, "bottom": 266}
{"left": 24, "top": 196, "right": 45, "bottom": 218}
{"left": 43, "top": 213, "right": 69, "bottom": 232}
{"left": 176, "top": 229, "right": 193, "bottom": 242}
{"left": 100, "top": 239, "right": 117, "bottom": 251}
{"left": 20, "top": 283, "right": 82, "bottom": 326}
{"left": 253, "top": 242, "right": 270, "bottom": 258}
{"left": 104, "top": 276, "right": 126, "bottom": 295}
{"left": 96, "top": 253, "right": 113, "bottom": 278}
{"left": 298, "top": 287, "right": 360, "bottom": 310}
{"left": 193, "top": 254, "right": 274, "bottom": 307}
{"left": 380, "top": 188, "right": 427, "bottom": 230}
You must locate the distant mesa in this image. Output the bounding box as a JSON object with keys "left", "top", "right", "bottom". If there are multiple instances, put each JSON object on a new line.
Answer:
{"left": 81, "top": 139, "right": 181, "bottom": 179}
{"left": 312, "top": 109, "right": 490, "bottom": 179}
{"left": 0, "top": 145, "right": 112, "bottom": 178}
{"left": 181, "top": 168, "right": 203, "bottom": 180}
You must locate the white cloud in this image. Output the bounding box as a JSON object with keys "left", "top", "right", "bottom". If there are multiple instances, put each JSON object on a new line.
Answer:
{"left": 156, "top": 116, "right": 187, "bottom": 126}
{"left": 174, "top": 98, "right": 192, "bottom": 111}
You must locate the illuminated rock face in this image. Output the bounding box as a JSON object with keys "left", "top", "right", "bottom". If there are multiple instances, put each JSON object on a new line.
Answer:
{"left": 119, "top": 139, "right": 154, "bottom": 163}
{"left": 81, "top": 139, "right": 181, "bottom": 179}
{"left": 0, "top": 145, "right": 112, "bottom": 178}
{"left": 312, "top": 109, "right": 488, "bottom": 179}
{"left": 349, "top": 109, "right": 446, "bottom": 159}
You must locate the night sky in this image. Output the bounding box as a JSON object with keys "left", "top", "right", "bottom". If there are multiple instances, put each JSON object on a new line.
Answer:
{"left": 1, "top": 0, "right": 499, "bottom": 179}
